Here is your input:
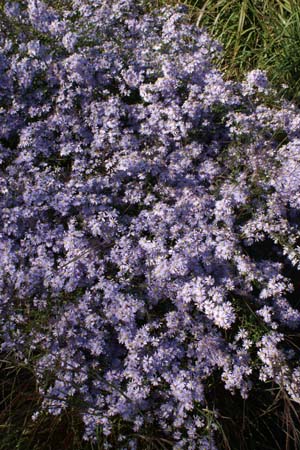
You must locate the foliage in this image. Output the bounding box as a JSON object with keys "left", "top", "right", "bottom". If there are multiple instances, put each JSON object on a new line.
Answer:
{"left": 168, "top": 0, "right": 300, "bottom": 105}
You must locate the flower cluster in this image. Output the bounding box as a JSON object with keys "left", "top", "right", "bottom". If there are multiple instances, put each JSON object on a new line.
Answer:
{"left": 1, "top": 0, "right": 300, "bottom": 448}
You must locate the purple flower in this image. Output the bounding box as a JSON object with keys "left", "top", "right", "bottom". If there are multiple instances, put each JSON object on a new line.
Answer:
{"left": 1, "top": 0, "right": 300, "bottom": 446}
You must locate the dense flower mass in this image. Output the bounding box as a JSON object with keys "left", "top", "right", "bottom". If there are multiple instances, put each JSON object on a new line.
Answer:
{"left": 1, "top": 0, "right": 300, "bottom": 448}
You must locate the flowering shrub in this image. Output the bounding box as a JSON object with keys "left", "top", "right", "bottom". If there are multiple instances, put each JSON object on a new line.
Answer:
{"left": 1, "top": 0, "right": 300, "bottom": 448}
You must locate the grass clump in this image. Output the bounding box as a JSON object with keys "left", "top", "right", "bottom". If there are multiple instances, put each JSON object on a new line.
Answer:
{"left": 163, "top": 0, "right": 300, "bottom": 104}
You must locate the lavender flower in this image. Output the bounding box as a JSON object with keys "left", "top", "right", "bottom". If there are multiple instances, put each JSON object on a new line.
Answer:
{"left": 1, "top": 0, "right": 300, "bottom": 446}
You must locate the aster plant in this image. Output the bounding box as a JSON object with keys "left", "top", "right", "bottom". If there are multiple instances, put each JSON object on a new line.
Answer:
{"left": 1, "top": 1, "right": 300, "bottom": 448}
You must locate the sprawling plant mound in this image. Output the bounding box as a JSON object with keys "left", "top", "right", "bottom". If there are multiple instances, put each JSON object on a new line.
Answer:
{"left": 1, "top": 0, "right": 300, "bottom": 448}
